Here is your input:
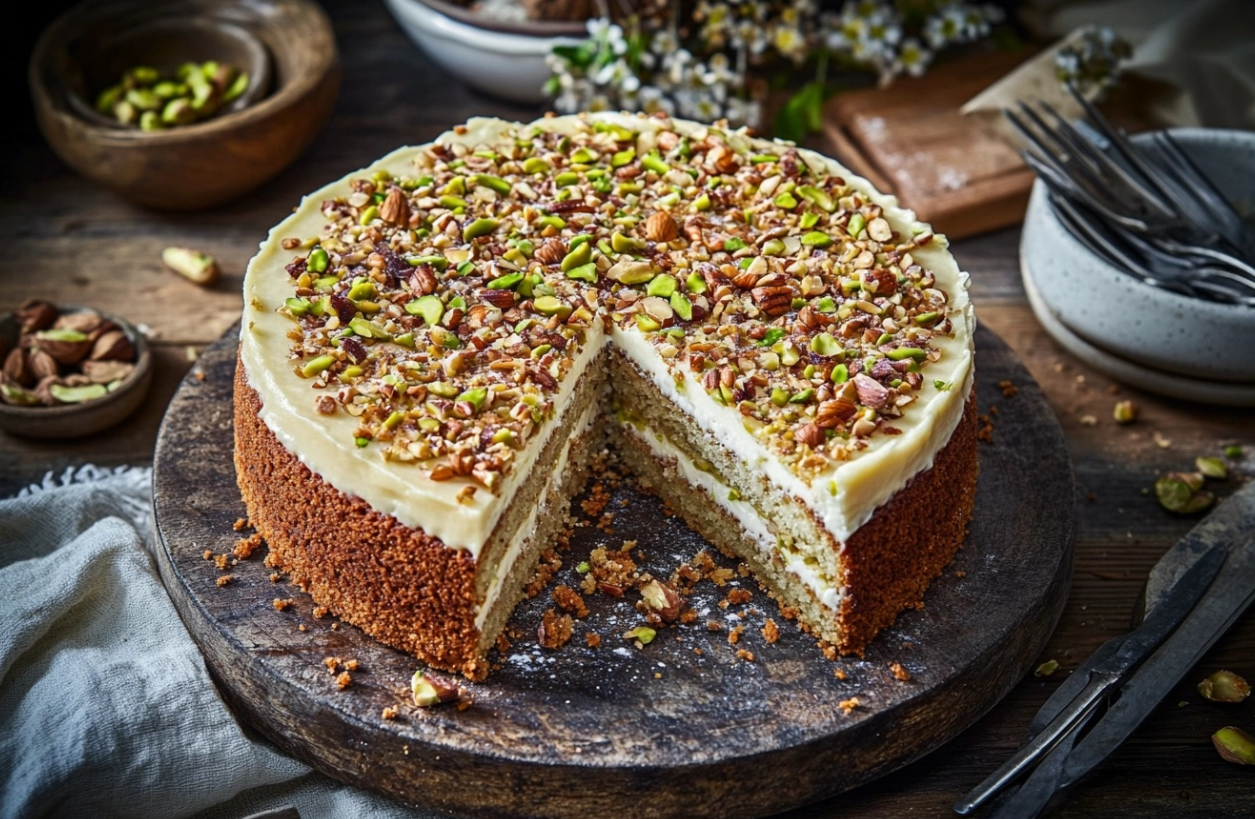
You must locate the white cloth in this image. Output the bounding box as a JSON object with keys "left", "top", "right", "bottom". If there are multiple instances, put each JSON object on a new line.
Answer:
{"left": 0, "top": 466, "right": 432, "bottom": 819}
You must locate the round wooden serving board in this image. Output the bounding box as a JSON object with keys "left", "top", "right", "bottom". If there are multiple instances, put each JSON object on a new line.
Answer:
{"left": 153, "top": 324, "right": 1073, "bottom": 819}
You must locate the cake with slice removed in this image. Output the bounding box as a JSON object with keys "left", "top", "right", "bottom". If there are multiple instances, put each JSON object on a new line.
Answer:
{"left": 234, "top": 111, "right": 976, "bottom": 680}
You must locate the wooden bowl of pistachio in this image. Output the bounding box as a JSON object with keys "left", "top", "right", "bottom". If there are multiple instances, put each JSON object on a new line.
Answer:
{"left": 0, "top": 301, "right": 153, "bottom": 439}
{"left": 29, "top": 0, "right": 340, "bottom": 210}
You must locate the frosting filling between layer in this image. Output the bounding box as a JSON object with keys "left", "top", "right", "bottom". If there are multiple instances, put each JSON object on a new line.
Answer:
{"left": 620, "top": 422, "right": 846, "bottom": 613}
{"left": 474, "top": 400, "right": 599, "bottom": 630}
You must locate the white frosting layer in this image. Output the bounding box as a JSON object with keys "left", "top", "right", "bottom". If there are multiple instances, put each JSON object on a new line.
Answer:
{"left": 241, "top": 112, "right": 974, "bottom": 560}
{"left": 622, "top": 423, "right": 844, "bottom": 612}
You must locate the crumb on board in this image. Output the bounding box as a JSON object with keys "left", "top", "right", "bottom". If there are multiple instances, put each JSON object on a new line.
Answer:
{"left": 761, "top": 618, "right": 779, "bottom": 644}
{"left": 553, "top": 584, "right": 589, "bottom": 618}
{"left": 382, "top": 706, "right": 398, "bottom": 721}
{"left": 736, "top": 649, "right": 755, "bottom": 662}
{"left": 997, "top": 380, "right": 1017, "bottom": 398}
{"left": 335, "top": 671, "right": 352, "bottom": 690}
{"left": 728, "top": 624, "right": 745, "bottom": 645}
{"left": 538, "top": 608, "right": 574, "bottom": 649}
{"left": 202, "top": 549, "right": 213, "bottom": 560}
{"left": 839, "top": 697, "right": 861, "bottom": 714}
{"left": 273, "top": 598, "right": 294, "bottom": 611}
{"left": 585, "top": 632, "right": 601, "bottom": 648}
{"left": 232, "top": 517, "right": 248, "bottom": 532}
{"left": 269, "top": 572, "right": 281, "bottom": 583}
{"left": 977, "top": 414, "right": 994, "bottom": 443}
{"left": 215, "top": 575, "right": 233, "bottom": 587}
{"left": 890, "top": 661, "right": 911, "bottom": 682}
{"left": 233, "top": 533, "right": 263, "bottom": 559}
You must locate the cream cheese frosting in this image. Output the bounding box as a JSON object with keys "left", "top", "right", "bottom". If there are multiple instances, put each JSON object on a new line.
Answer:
{"left": 240, "top": 112, "right": 973, "bottom": 558}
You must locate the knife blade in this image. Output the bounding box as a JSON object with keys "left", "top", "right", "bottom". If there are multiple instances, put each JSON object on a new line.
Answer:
{"left": 955, "top": 478, "right": 1255, "bottom": 816}
{"left": 1057, "top": 530, "right": 1255, "bottom": 789}
{"left": 1030, "top": 475, "right": 1255, "bottom": 742}
{"left": 952, "top": 540, "right": 1228, "bottom": 815}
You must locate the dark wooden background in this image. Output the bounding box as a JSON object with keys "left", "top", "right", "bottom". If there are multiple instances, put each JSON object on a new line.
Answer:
{"left": 3, "top": 1, "right": 1253, "bottom": 817}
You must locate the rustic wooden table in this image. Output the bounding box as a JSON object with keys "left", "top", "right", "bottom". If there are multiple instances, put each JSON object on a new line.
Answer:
{"left": 4, "top": 2, "right": 1252, "bottom": 817}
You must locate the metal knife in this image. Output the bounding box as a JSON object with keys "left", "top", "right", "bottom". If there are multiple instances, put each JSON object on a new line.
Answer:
{"left": 955, "top": 478, "right": 1255, "bottom": 816}
{"left": 953, "top": 540, "right": 1228, "bottom": 815}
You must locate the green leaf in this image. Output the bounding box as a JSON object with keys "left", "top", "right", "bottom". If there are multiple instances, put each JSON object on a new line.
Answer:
{"left": 775, "top": 81, "right": 826, "bottom": 142}
{"left": 553, "top": 43, "right": 596, "bottom": 69}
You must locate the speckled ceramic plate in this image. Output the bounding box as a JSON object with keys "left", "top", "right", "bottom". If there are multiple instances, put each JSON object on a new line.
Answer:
{"left": 1024, "top": 267, "right": 1255, "bottom": 407}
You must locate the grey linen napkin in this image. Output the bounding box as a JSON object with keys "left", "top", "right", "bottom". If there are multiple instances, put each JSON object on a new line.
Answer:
{"left": 0, "top": 466, "right": 433, "bottom": 819}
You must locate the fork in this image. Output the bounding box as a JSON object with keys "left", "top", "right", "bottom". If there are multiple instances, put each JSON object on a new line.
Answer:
{"left": 1007, "top": 90, "right": 1255, "bottom": 303}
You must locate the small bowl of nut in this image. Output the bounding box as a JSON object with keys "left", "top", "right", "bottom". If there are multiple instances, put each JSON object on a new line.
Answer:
{"left": 29, "top": 0, "right": 339, "bottom": 210}
{"left": 0, "top": 301, "right": 153, "bottom": 439}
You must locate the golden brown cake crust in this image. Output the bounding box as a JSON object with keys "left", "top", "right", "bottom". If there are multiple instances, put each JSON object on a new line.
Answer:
{"left": 836, "top": 393, "right": 979, "bottom": 654}
{"left": 233, "top": 357, "right": 487, "bottom": 679}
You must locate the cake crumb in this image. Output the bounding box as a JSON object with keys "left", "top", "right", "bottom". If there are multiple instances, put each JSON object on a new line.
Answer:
{"left": 834, "top": 668, "right": 847, "bottom": 681}
{"left": 553, "top": 585, "right": 589, "bottom": 617}
{"left": 736, "top": 649, "right": 755, "bottom": 662}
{"left": 955, "top": 570, "right": 966, "bottom": 578}
{"left": 233, "top": 533, "right": 263, "bottom": 559}
{"left": 976, "top": 414, "right": 994, "bottom": 442}
{"left": 726, "top": 588, "right": 753, "bottom": 605}
{"left": 213, "top": 554, "right": 229, "bottom": 570}
{"left": 216, "top": 575, "right": 233, "bottom": 587}
{"left": 345, "top": 659, "right": 360, "bottom": 672}
{"left": 525, "top": 548, "right": 563, "bottom": 597}
{"left": 585, "top": 632, "right": 601, "bottom": 648}
{"left": 761, "top": 619, "right": 780, "bottom": 644}
{"left": 997, "top": 380, "right": 1018, "bottom": 398}
{"left": 324, "top": 656, "right": 342, "bottom": 673}
{"left": 269, "top": 572, "right": 281, "bottom": 582}
{"left": 890, "top": 661, "right": 911, "bottom": 682}
{"left": 313, "top": 606, "right": 329, "bottom": 619}
{"left": 335, "top": 671, "right": 352, "bottom": 690}
{"left": 298, "top": 624, "right": 307, "bottom": 631}
{"left": 273, "top": 598, "right": 295, "bottom": 611}
{"left": 538, "top": 608, "right": 574, "bottom": 649}
{"left": 382, "top": 706, "right": 398, "bottom": 720}
{"left": 706, "top": 620, "right": 723, "bottom": 632}
{"left": 232, "top": 517, "right": 248, "bottom": 531}
{"left": 839, "top": 697, "right": 861, "bottom": 714}
{"left": 728, "top": 624, "right": 745, "bottom": 645}
{"left": 202, "top": 549, "right": 213, "bottom": 560}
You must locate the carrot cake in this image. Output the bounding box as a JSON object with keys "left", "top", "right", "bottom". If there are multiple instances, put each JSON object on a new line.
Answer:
{"left": 234, "top": 112, "right": 977, "bottom": 679}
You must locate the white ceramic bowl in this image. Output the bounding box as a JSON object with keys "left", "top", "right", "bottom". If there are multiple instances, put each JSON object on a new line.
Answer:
{"left": 381, "top": 0, "right": 584, "bottom": 104}
{"left": 1021, "top": 128, "right": 1255, "bottom": 385}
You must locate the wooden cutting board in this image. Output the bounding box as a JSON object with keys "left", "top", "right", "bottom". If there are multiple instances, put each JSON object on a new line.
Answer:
{"left": 151, "top": 324, "right": 1073, "bottom": 819}
{"left": 824, "top": 49, "right": 1038, "bottom": 239}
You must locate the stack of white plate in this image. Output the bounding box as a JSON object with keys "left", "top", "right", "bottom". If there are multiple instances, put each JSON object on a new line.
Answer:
{"left": 1019, "top": 128, "right": 1255, "bottom": 407}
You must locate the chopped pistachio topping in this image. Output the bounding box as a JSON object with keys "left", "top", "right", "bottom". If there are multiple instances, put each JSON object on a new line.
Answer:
{"left": 278, "top": 116, "right": 955, "bottom": 487}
